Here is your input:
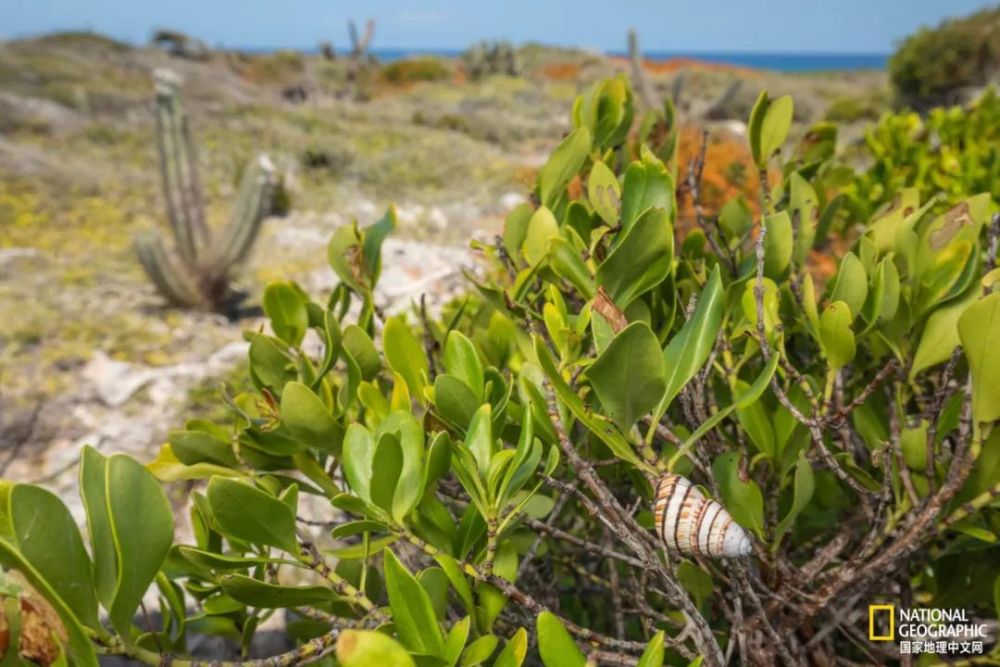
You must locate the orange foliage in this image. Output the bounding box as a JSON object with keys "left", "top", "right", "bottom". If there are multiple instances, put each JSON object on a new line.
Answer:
{"left": 608, "top": 56, "right": 761, "bottom": 79}
{"left": 675, "top": 125, "right": 761, "bottom": 228}
{"left": 540, "top": 62, "right": 584, "bottom": 81}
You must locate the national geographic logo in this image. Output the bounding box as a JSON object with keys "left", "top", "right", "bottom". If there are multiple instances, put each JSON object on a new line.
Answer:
{"left": 869, "top": 604, "right": 894, "bottom": 641}
{"left": 868, "top": 605, "right": 990, "bottom": 656}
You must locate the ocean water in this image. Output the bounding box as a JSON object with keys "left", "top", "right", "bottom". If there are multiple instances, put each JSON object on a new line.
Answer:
{"left": 373, "top": 48, "right": 889, "bottom": 72}
{"left": 244, "top": 46, "right": 887, "bottom": 72}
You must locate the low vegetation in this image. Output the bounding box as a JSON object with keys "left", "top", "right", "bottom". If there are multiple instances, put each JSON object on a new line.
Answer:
{"left": 0, "top": 73, "right": 998, "bottom": 667}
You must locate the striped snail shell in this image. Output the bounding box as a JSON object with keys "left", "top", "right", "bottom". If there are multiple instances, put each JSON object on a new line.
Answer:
{"left": 654, "top": 473, "right": 752, "bottom": 558}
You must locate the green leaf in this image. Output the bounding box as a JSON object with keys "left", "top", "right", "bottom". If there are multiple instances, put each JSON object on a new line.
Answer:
{"left": 280, "top": 381, "right": 342, "bottom": 452}
{"left": 585, "top": 322, "right": 666, "bottom": 429}
{"left": 221, "top": 575, "right": 335, "bottom": 607}
{"left": 168, "top": 427, "right": 238, "bottom": 467}
{"left": 493, "top": 627, "right": 528, "bottom": 667}
{"left": 636, "top": 631, "right": 665, "bottom": 667}
{"left": 788, "top": 173, "right": 818, "bottom": 262}
{"left": 106, "top": 454, "right": 174, "bottom": 638}
{"left": 548, "top": 237, "right": 596, "bottom": 299}
{"left": 384, "top": 315, "right": 429, "bottom": 404}
{"left": 538, "top": 127, "right": 591, "bottom": 209}
{"left": 433, "top": 553, "right": 475, "bottom": 614}
{"left": 620, "top": 159, "right": 673, "bottom": 236}
{"left": 587, "top": 161, "right": 621, "bottom": 226}
{"left": 465, "top": 404, "right": 495, "bottom": 478}
{"left": 176, "top": 546, "right": 282, "bottom": 571}
{"left": 596, "top": 207, "right": 673, "bottom": 308}
{"left": 8, "top": 485, "right": 99, "bottom": 628}
{"left": 958, "top": 292, "right": 1000, "bottom": 425}
{"left": 370, "top": 433, "right": 403, "bottom": 515}
{"left": 384, "top": 549, "right": 445, "bottom": 656}
{"left": 763, "top": 211, "right": 793, "bottom": 277}
{"left": 0, "top": 540, "right": 99, "bottom": 666}
{"left": 362, "top": 206, "right": 397, "bottom": 283}
{"left": 343, "top": 325, "right": 382, "bottom": 380}
{"left": 712, "top": 452, "right": 765, "bottom": 539}
{"left": 434, "top": 374, "right": 480, "bottom": 429}
{"left": 533, "top": 337, "right": 642, "bottom": 467}
{"left": 79, "top": 447, "right": 116, "bottom": 608}
{"left": 337, "top": 629, "right": 416, "bottom": 667}
{"left": 378, "top": 411, "right": 426, "bottom": 524}
{"left": 536, "top": 611, "right": 586, "bottom": 667}
{"left": 911, "top": 287, "right": 979, "bottom": 378}
{"left": 759, "top": 94, "right": 794, "bottom": 163}
{"left": 829, "top": 252, "right": 868, "bottom": 318}
{"left": 652, "top": 265, "right": 724, "bottom": 424}
{"left": 328, "top": 223, "right": 365, "bottom": 292}
{"left": 207, "top": 477, "right": 298, "bottom": 554}
{"left": 747, "top": 90, "right": 769, "bottom": 166}
{"left": 773, "top": 453, "right": 815, "bottom": 547}
{"left": 522, "top": 206, "right": 560, "bottom": 267}
{"left": 461, "top": 634, "right": 499, "bottom": 666}
{"left": 444, "top": 331, "right": 485, "bottom": 400}
{"left": 444, "top": 616, "right": 472, "bottom": 667}
{"left": 820, "top": 301, "right": 856, "bottom": 371}
{"left": 343, "top": 424, "right": 376, "bottom": 503}
{"left": 262, "top": 281, "right": 309, "bottom": 347}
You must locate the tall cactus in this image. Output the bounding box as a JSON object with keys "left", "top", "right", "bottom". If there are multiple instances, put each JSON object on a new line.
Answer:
{"left": 135, "top": 69, "right": 274, "bottom": 313}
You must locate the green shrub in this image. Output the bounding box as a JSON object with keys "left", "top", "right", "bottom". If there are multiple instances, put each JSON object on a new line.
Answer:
{"left": 1, "top": 78, "right": 999, "bottom": 667}
{"left": 823, "top": 93, "right": 886, "bottom": 123}
{"left": 847, "top": 88, "right": 1000, "bottom": 220}
{"left": 889, "top": 7, "right": 1000, "bottom": 107}
{"left": 380, "top": 57, "right": 451, "bottom": 85}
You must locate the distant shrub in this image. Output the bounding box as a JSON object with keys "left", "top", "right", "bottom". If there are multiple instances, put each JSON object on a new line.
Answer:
{"left": 848, "top": 88, "right": 1000, "bottom": 219}
{"left": 462, "top": 40, "right": 522, "bottom": 79}
{"left": 380, "top": 57, "right": 451, "bottom": 85}
{"left": 824, "top": 93, "right": 885, "bottom": 123}
{"left": 889, "top": 6, "right": 1000, "bottom": 107}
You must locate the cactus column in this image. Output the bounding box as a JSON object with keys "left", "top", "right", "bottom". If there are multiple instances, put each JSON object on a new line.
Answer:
{"left": 135, "top": 69, "right": 275, "bottom": 313}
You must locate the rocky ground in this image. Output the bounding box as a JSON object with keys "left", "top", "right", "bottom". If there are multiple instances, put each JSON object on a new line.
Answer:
{"left": 0, "top": 31, "right": 887, "bottom": 515}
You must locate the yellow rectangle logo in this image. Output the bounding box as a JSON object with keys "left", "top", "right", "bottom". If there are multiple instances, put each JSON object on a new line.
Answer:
{"left": 869, "top": 604, "right": 895, "bottom": 641}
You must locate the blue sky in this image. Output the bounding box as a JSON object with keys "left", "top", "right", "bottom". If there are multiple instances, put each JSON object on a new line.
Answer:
{"left": 2, "top": 0, "right": 992, "bottom": 53}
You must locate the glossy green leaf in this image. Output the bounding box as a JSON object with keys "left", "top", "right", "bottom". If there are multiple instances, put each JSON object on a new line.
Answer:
{"left": 461, "top": 634, "right": 499, "bottom": 666}
{"left": 343, "top": 325, "right": 382, "bottom": 380}
{"left": 536, "top": 611, "right": 586, "bottom": 667}
{"left": 636, "top": 631, "right": 666, "bottom": 667}
{"left": 370, "top": 433, "right": 403, "bottom": 515}
{"left": 820, "top": 301, "right": 856, "bottom": 371}
{"left": 958, "top": 292, "right": 1000, "bottom": 425}
{"left": 493, "top": 627, "right": 528, "bottom": 667}
{"left": 384, "top": 549, "right": 445, "bottom": 656}
{"left": 653, "top": 265, "right": 725, "bottom": 423}
{"left": 522, "top": 206, "right": 559, "bottom": 267}
{"left": 8, "top": 485, "right": 99, "bottom": 628}
{"left": 763, "top": 211, "right": 793, "bottom": 277}
{"left": 533, "top": 337, "right": 642, "bottom": 467}
{"left": 587, "top": 160, "right": 621, "bottom": 225}
{"left": 444, "top": 331, "right": 484, "bottom": 400}
{"left": 106, "top": 454, "right": 175, "bottom": 638}
{"left": 759, "top": 94, "right": 794, "bottom": 163}
{"left": 0, "top": 540, "right": 99, "bottom": 666}
{"left": 206, "top": 477, "right": 298, "bottom": 554}
{"left": 620, "top": 159, "right": 673, "bottom": 235}
{"left": 280, "top": 381, "right": 342, "bottom": 452}
{"left": 538, "top": 127, "right": 591, "bottom": 209}
{"left": 337, "top": 629, "right": 416, "bottom": 667}
{"left": 712, "top": 452, "right": 765, "bottom": 538}
{"left": 829, "top": 252, "right": 868, "bottom": 318}
{"left": 585, "top": 321, "right": 666, "bottom": 429}
{"left": 262, "top": 281, "right": 309, "bottom": 347}
{"left": 221, "top": 575, "right": 335, "bottom": 608}
{"left": 911, "top": 287, "right": 978, "bottom": 378}
{"left": 384, "top": 315, "right": 429, "bottom": 404}
{"left": 596, "top": 207, "right": 673, "bottom": 308}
